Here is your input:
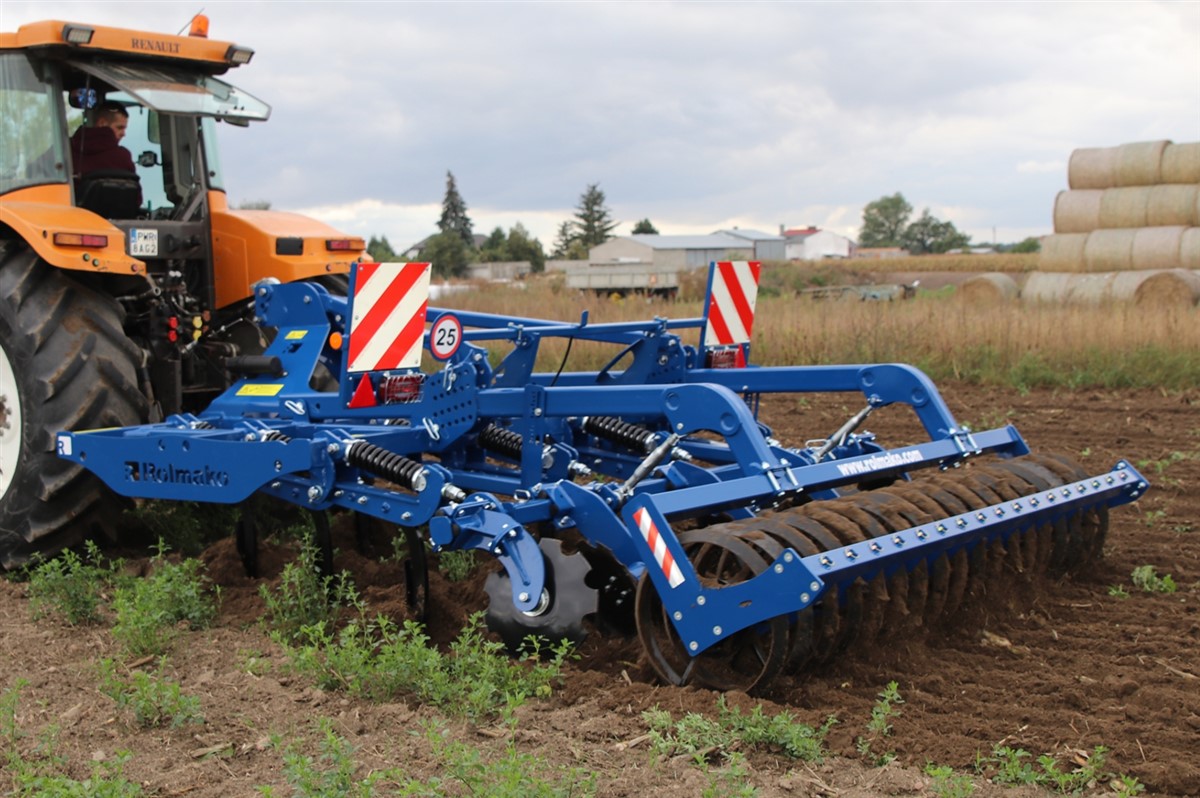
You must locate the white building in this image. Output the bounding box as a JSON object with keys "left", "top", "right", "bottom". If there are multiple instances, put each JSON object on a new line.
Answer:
{"left": 783, "top": 227, "right": 856, "bottom": 260}
{"left": 588, "top": 234, "right": 754, "bottom": 270}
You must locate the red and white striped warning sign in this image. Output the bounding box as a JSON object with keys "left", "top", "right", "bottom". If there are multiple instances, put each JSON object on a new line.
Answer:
{"left": 347, "top": 262, "right": 431, "bottom": 373}
{"left": 703, "top": 260, "right": 761, "bottom": 349}
{"left": 633, "top": 506, "right": 685, "bottom": 589}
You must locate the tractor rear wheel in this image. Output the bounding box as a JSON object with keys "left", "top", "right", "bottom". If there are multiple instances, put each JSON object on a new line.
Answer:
{"left": 0, "top": 241, "right": 150, "bottom": 569}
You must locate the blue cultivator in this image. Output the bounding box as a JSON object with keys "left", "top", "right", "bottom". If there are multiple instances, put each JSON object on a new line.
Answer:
{"left": 57, "top": 261, "right": 1148, "bottom": 691}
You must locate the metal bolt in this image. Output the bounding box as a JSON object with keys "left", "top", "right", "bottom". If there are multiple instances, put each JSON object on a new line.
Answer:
{"left": 801, "top": 592, "right": 810, "bottom": 603}
{"left": 402, "top": 512, "right": 412, "bottom": 521}
{"left": 271, "top": 481, "right": 281, "bottom": 489}
{"left": 493, "top": 546, "right": 502, "bottom": 554}
{"left": 774, "top": 563, "right": 784, "bottom": 574}
{"left": 676, "top": 423, "right": 684, "bottom": 431}
{"left": 244, "top": 433, "right": 256, "bottom": 442}
{"left": 307, "top": 486, "right": 321, "bottom": 501}
{"left": 673, "top": 611, "right": 683, "bottom": 621}
{"left": 534, "top": 408, "right": 543, "bottom": 416}
{"left": 327, "top": 443, "right": 340, "bottom": 454}
{"left": 712, "top": 626, "right": 722, "bottom": 636}
{"left": 810, "top": 581, "right": 819, "bottom": 592}
{"left": 783, "top": 552, "right": 794, "bottom": 563}
{"left": 303, "top": 295, "right": 311, "bottom": 304}
{"left": 689, "top": 641, "right": 698, "bottom": 652}
{"left": 518, "top": 592, "right": 530, "bottom": 603}
{"left": 357, "top": 496, "right": 367, "bottom": 505}
{"left": 696, "top": 595, "right": 706, "bottom": 606}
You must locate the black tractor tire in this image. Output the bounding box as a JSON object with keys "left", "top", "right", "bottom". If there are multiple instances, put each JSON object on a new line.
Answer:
{"left": 0, "top": 241, "right": 151, "bottom": 569}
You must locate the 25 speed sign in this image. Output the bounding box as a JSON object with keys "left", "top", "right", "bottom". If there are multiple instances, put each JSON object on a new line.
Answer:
{"left": 428, "top": 313, "right": 463, "bottom": 361}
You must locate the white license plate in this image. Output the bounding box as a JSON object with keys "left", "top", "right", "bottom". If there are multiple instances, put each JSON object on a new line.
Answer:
{"left": 129, "top": 228, "right": 158, "bottom": 257}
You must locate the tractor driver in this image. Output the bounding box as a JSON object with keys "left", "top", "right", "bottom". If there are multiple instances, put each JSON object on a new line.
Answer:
{"left": 69, "top": 100, "right": 142, "bottom": 204}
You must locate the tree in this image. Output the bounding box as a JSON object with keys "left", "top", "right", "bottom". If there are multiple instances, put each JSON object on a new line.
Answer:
{"left": 422, "top": 231, "right": 470, "bottom": 279}
{"left": 504, "top": 222, "right": 546, "bottom": 273}
{"left": 1009, "top": 236, "right": 1041, "bottom": 254}
{"left": 858, "top": 192, "right": 912, "bottom": 248}
{"left": 901, "top": 209, "right": 971, "bottom": 254}
{"left": 437, "top": 171, "right": 474, "bottom": 249}
{"left": 551, "top": 220, "right": 587, "bottom": 260}
{"left": 366, "top": 234, "right": 397, "bottom": 262}
{"left": 571, "top": 183, "right": 618, "bottom": 250}
{"left": 477, "top": 226, "right": 508, "bottom": 262}
{"left": 631, "top": 218, "right": 658, "bottom": 235}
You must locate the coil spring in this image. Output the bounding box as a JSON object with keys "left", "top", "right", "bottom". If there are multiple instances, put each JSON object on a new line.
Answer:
{"left": 345, "top": 441, "right": 427, "bottom": 491}
{"left": 477, "top": 424, "right": 524, "bottom": 460}
{"left": 582, "top": 416, "right": 655, "bottom": 453}
{"left": 191, "top": 420, "right": 215, "bottom": 430}
{"left": 260, "top": 430, "right": 291, "bottom": 443}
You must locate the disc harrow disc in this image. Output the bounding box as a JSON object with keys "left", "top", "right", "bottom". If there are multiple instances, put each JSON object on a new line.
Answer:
{"left": 485, "top": 538, "right": 598, "bottom": 654}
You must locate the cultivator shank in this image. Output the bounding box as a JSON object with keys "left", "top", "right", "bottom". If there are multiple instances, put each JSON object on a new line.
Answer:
{"left": 57, "top": 261, "right": 1148, "bottom": 691}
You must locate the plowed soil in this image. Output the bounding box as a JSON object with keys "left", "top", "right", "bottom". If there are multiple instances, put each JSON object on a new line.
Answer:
{"left": 2, "top": 384, "right": 1197, "bottom": 797}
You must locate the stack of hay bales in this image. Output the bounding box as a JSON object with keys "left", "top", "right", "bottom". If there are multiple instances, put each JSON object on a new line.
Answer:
{"left": 1033, "top": 140, "right": 1200, "bottom": 306}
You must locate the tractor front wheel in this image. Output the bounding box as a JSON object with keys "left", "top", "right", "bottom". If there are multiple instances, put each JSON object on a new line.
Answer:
{"left": 0, "top": 241, "right": 150, "bottom": 569}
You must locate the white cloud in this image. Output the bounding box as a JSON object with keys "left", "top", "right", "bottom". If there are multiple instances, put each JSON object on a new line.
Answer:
{"left": 5, "top": 0, "right": 1198, "bottom": 248}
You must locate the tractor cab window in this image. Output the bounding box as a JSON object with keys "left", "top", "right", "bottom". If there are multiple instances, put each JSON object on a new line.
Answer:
{"left": 0, "top": 53, "right": 67, "bottom": 194}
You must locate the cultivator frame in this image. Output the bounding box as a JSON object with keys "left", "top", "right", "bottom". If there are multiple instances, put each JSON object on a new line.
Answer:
{"left": 57, "top": 261, "right": 1149, "bottom": 691}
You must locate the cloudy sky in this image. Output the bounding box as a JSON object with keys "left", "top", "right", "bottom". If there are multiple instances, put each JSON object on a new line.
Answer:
{"left": 5, "top": 1, "right": 1198, "bottom": 250}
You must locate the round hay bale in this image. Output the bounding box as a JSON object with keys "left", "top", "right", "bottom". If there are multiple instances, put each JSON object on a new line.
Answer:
{"left": 1133, "top": 269, "right": 1200, "bottom": 308}
{"left": 1111, "top": 270, "right": 1152, "bottom": 300}
{"left": 959, "top": 273, "right": 1019, "bottom": 303}
{"left": 1098, "top": 187, "right": 1151, "bottom": 228}
{"left": 1161, "top": 141, "right": 1200, "bottom": 184}
{"left": 1039, "top": 233, "right": 1088, "bottom": 272}
{"left": 1084, "top": 229, "right": 1136, "bottom": 272}
{"left": 1131, "top": 226, "right": 1187, "bottom": 271}
{"left": 1021, "top": 271, "right": 1076, "bottom": 303}
{"left": 1053, "top": 190, "right": 1103, "bottom": 233}
{"left": 1146, "top": 185, "right": 1200, "bottom": 227}
{"left": 1066, "top": 272, "right": 1118, "bottom": 304}
{"left": 1181, "top": 228, "right": 1200, "bottom": 270}
{"left": 1068, "top": 146, "right": 1117, "bottom": 189}
{"left": 1115, "top": 140, "right": 1169, "bottom": 187}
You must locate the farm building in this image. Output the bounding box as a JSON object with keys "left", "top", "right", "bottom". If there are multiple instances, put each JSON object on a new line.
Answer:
{"left": 783, "top": 227, "right": 857, "bottom": 260}
{"left": 713, "top": 228, "right": 787, "bottom": 260}
{"left": 587, "top": 233, "right": 754, "bottom": 270}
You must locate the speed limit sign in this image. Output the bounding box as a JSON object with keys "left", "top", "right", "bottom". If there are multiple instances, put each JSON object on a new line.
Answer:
{"left": 428, "top": 313, "right": 463, "bottom": 361}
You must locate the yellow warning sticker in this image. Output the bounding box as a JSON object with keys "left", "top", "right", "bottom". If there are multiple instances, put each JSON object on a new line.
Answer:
{"left": 236, "top": 384, "right": 284, "bottom": 397}
{"left": 285, "top": 330, "right": 308, "bottom": 340}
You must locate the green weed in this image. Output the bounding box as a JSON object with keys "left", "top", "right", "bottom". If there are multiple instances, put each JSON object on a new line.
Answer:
{"left": 110, "top": 543, "right": 219, "bottom": 656}
{"left": 436, "top": 549, "right": 477, "bottom": 582}
{"left": 924, "top": 763, "right": 975, "bottom": 798}
{"left": 279, "top": 612, "right": 571, "bottom": 722}
{"left": 1130, "top": 565, "right": 1177, "bottom": 594}
{"left": 423, "top": 723, "right": 598, "bottom": 797}
{"left": 99, "top": 659, "right": 203, "bottom": 729}
{"left": 123, "top": 500, "right": 238, "bottom": 556}
{"left": 25, "top": 542, "right": 114, "bottom": 625}
{"left": 855, "top": 680, "right": 903, "bottom": 765}
{"left": 260, "top": 534, "right": 360, "bottom": 643}
{"left": 702, "top": 751, "right": 758, "bottom": 798}
{"left": 259, "top": 718, "right": 386, "bottom": 798}
{"left": 980, "top": 745, "right": 1137, "bottom": 794}
{"left": 1108, "top": 584, "right": 1130, "bottom": 599}
{"left": 643, "top": 696, "right": 833, "bottom": 764}
{"left": 3, "top": 682, "right": 143, "bottom": 796}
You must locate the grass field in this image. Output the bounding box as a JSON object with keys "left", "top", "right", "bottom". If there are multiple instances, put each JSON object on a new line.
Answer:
{"left": 433, "top": 274, "right": 1200, "bottom": 390}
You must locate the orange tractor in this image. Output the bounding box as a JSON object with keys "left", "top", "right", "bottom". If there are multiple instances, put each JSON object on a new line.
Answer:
{"left": 0, "top": 17, "right": 364, "bottom": 566}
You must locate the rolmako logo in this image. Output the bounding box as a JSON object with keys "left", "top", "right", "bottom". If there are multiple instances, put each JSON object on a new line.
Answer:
{"left": 123, "top": 461, "right": 230, "bottom": 488}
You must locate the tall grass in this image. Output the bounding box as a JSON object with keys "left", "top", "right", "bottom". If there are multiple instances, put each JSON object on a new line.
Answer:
{"left": 432, "top": 279, "right": 1199, "bottom": 390}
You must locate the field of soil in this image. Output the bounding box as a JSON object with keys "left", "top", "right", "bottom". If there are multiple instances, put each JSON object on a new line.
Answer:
{"left": 2, "top": 384, "right": 1197, "bottom": 797}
